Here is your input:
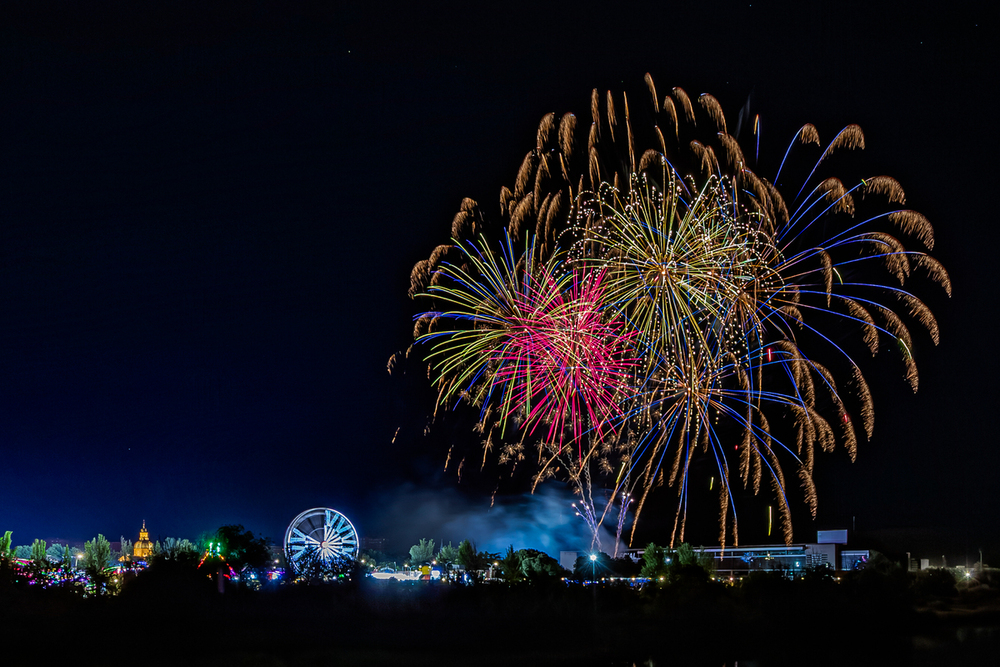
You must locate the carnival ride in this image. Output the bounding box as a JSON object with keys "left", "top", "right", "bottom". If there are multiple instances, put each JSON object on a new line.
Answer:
{"left": 283, "top": 507, "right": 359, "bottom": 573}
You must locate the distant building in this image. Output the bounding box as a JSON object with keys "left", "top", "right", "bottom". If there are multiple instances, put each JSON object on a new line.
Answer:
{"left": 609, "top": 530, "right": 870, "bottom": 579}
{"left": 703, "top": 541, "right": 869, "bottom": 578}
{"left": 133, "top": 521, "right": 154, "bottom": 560}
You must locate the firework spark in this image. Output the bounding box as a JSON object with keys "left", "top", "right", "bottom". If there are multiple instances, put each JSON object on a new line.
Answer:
{"left": 417, "top": 236, "right": 636, "bottom": 455}
{"left": 399, "top": 73, "right": 948, "bottom": 549}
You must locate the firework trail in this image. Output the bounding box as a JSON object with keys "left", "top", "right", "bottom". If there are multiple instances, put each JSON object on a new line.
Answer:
{"left": 395, "top": 74, "right": 949, "bottom": 548}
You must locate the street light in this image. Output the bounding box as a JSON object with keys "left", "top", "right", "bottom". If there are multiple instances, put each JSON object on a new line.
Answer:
{"left": 590, "top": 553, "right": 597, "bottom": 580}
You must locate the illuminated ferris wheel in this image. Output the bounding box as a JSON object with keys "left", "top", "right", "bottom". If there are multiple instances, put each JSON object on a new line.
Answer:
{"left": 283, "top": 507, "right": 359, "bottom": 572}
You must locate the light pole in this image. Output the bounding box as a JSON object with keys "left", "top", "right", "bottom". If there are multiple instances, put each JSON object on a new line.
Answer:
{"left": 590, "top": 553, "right": 597, "bottom": 580}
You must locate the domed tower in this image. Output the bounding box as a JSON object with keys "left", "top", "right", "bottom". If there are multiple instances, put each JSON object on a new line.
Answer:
{"left": 134, "top": 520, "right": 153, "bottom": 560}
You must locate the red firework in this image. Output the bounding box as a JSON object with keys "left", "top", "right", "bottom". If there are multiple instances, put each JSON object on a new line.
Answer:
{"left": 493, "top": 268, "right": 636, "bottom": 454}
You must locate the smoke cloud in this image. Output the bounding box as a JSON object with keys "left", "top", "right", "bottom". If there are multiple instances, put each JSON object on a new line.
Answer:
{"left": 365, "top": 481, "right": 623, "bottom": 557}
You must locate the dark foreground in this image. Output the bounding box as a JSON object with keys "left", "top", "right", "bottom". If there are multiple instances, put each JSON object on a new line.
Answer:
{"left": 3, "top": 574, "right": 999, "bottom": 666}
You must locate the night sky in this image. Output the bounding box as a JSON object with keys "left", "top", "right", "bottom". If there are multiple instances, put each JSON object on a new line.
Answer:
{"left": 1, "top": 2, "right": 996, "bottom": 561}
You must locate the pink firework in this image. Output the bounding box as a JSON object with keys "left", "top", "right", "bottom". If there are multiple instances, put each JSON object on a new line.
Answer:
{"left": 494, "top": 268, "right": 636, "bottom": 454}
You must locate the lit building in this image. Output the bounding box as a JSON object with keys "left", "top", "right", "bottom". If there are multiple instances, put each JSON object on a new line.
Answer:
{"left": 133, "top": 521, "right": 153, "bottom": 560}
{"left": 566, "top": 530, "right": 871, "bottom": 580}
{"left": 648, "top": 530, "right": 870, "bottom": 578}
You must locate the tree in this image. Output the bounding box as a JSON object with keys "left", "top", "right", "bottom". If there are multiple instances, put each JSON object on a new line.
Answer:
{"left": 142, "top": 537, "right": 201, "bottom": 594}
{"left": 641, "top": 543, "right": 669, "bottom": 579}
{"left": 518, "top": 549, "right": 567, "bottom": 582}
{"left": 695, "top": 546, "right": 716, "bottom": 576}
{"left": 84, "top": 534, "right": 113, "bottom": 595}
{"left": 457, "top": 540, "right": 483, "bottom": 571}
{"left": 674, "top": 542, "right": 696, "bottom": 566}
{"left": 0, "top": 531, "right": 13, "bottom": 587}
{"left": 118, "top": 537, "right": 133, "bottom": 562}
{"left": 212, "top": 525, "right": 271, "bottom": 572}
{"left": 30, "top": 539, "right": 48, "bottom": 565}
{"left": 359, "top": 549, "right": 392, "bottom": 570}
{"left": 160, "top": 537, "right": 197, "bottom": 560}
{"left": 408, "top": 538, "right": 435, "bottom": 564}
{"left": 13, "top": 545, "right": 31, "bottom": 559}
{"left": 46, "top": 543, "right": 69, "bottom": 563}
{"left": 659, "top": 543, "right": 711, "bottom": 588}
{"left": 436, "top": 542, "right": 459, "bottom": 565}
{"left": 499, "top": 546, "right": 524, "bottom": 583}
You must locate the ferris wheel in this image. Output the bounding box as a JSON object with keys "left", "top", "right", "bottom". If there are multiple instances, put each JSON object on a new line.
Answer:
{"left": 284, "top": 507, "right": 359, "bottom": 572}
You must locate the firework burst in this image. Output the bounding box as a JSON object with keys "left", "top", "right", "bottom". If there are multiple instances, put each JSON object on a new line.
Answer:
{"left": 397, "top": 74, "right": 948, "bottom": 548}
{"left": 417, "top": 235, "right": 636, "bottom": 455}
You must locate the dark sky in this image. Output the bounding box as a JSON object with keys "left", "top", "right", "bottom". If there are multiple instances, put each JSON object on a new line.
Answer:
{"left": 1, "top": 2, "right": 996, "bottom": 561}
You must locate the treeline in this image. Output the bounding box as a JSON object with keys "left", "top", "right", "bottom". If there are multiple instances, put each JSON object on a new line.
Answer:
{"left": 377, "top": 538, "right": 715, "bottom": 583}
{"left": 3, "top": 530, "right": 998, "bottom": 666}
{"left": 0, "top": 525, "right": 272, "bottom": 598}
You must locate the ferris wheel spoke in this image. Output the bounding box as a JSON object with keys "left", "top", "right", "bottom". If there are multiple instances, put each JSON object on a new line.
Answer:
{"left": 290, "top": 527, "right": 321, "bottom": 545}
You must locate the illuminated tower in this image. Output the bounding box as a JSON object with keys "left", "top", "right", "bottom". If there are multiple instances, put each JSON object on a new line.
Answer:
{"left": 133, "top": 521, "right": 153, "bottom": 560}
